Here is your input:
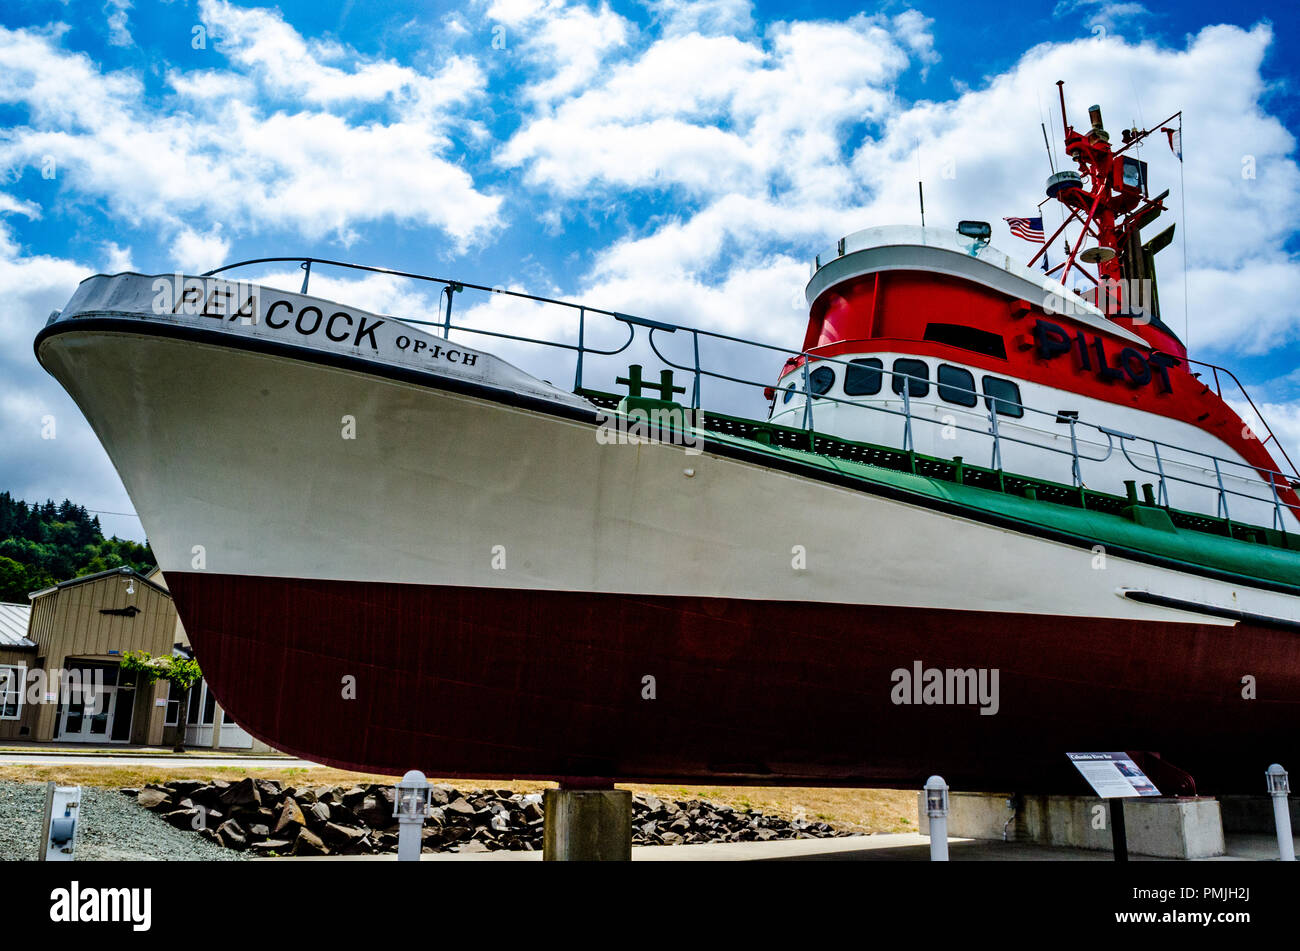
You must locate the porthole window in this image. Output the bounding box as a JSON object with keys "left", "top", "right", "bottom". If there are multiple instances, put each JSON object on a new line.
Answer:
{"left": 844, "top": 358, "right": 883, "bottom": 396}
{"left": 982, "top": 376, "right": 1024, "bottom": 418}
{"left": 891, "top": 359, "right": 929, "bottom": 398}
{"left": 809, "top": 365, "right": 835, "bottom": 397}
{"left": 937, "top": 364, "right": 977, "bottom": 407}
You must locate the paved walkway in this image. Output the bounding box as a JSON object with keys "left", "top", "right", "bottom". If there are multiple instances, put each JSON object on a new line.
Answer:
{"left": 0, "top": 750, "right": 318, "bottom": 769}
{"left": 270, "top": 831, "right": 1296, "bottom": 862}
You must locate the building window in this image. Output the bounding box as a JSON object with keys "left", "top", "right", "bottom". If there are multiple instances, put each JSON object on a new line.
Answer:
{"left": 844, "top": 358, "right": 883, "bottom": 396}
{"left": 164, "top": 681, "right": 180, "bottom": 727}
{"left": 202, "top": 683, "right": 216, "bottom": 726}
{"left": 983, "top": 376, "right": 1024, "bottom": 418}
{"left": 937, "top": 365, "right": 978, "bottom": 407}
{"left": 0, "top": 665, "right": 24, "bottom": 720}
{"left": 808, "top": 365, "right": 835, "bottom": 397}
{"left": 187, "top": 681, "right": 203, "bottom": 725}
{"left": 891, "top": 359, "right": 930, "bottom": 398}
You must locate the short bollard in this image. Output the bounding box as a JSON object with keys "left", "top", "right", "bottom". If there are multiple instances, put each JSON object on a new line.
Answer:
{"left": 1266, "top": 764, "right": 1295, "bottom": 862}
{"left": 925, "top": 775, "right": 949, "bottom": 862}
{"left": 394, "top": 770, "right": 432, "bottom": 862}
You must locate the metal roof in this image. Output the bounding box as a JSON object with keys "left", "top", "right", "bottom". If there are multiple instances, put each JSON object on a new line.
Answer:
{"left": 28, "top": 565, "right": 170, "bottom": 602}
{"left": 0, "top": 602, "right": 36, "bottom": 649}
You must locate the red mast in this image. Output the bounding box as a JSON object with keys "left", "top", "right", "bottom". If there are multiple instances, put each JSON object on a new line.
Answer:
{"left": 1030, "top": 81, "right": 1182, "bottom": 355}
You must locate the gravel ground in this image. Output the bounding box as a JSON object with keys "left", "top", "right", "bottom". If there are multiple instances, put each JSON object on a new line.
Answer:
{"left": 0, "top": 782, "right": 245, "bottom": 861}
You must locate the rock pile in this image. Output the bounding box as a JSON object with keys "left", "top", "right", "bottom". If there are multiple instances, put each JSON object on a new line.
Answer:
{"left": 123, "top": 780, "right": 850, "bottom": 856}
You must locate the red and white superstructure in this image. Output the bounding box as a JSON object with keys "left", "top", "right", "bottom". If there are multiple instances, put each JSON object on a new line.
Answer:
{"left": 770, "top": 224, "right": 1297, "bottom": 529}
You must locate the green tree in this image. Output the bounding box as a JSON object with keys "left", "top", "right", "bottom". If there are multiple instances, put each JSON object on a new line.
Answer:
{"left": 120, "top": 650, "right": 203, "bottom": 752}
{"left": 0, "top": 493, "right": 154, "bottom": 597}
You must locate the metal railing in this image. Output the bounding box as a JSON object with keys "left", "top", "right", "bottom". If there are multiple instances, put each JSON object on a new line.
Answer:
{"left": 203, "top": 256, "right": 1300, "bottom": 533}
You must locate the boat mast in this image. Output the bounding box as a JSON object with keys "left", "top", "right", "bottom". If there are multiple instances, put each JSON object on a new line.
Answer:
{"left": 1030, "top": 81, "right": 1180, "bottom": 324}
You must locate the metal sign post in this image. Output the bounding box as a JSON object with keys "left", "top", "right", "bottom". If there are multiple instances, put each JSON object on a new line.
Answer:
{"left": 1067, "top": 753, "right": 1161, "bottom": 862}
{"left": 42, "top": 784, "right": 82, "bottom": 861}
{"left": 1109, "top": 799, "right": 1128, "bottom": 862}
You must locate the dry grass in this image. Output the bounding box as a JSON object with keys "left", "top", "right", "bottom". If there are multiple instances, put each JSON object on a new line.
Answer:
{"left": 0, "top": 763, "right": 918, "bottom": 834}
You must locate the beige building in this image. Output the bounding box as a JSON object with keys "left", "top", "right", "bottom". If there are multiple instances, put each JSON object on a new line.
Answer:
{"left": 0, "top": 602, "right": 38, "bottom": 727}
{"left": 0, "top": 566, "right": 274, "bottom": 751}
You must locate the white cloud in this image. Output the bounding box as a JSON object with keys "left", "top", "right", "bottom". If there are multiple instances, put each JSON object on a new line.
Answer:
{"left": 0, "top": 215, "right": 139, "bottom": 537}
{"left": 104, "top": 0, "right": 133, "bottom": 48}
{"left": 170, "top": 226, "right": 231, "bottom": 274}
{"left": 498, "top": 15, "right": 909, "bottom": 199}
{"left": 645, "top": 0, "right": 754, "bottom": 37}
{"left": 0, "top": 7, "right": 503, "bottom": 249}
{"left": 1052, "top": 0, "right": 1152, "bottom": 35}
{"left": 485, "top": 1, "right": 631, "bottom": 104}
{"left": 101, "top": 241, "right": 133, "bottom": 272}
{"left": 892, "top": 10, "right": 939, "bottom": 69}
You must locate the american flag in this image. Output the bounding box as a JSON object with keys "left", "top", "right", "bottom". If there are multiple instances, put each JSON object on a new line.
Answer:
{"left": 1004, "top": 216, "right": 1044, "bottom": 243}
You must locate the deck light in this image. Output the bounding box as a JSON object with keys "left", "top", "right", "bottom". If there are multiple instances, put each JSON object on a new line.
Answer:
{"left": 394, "top": 769, "right": 432, "bottom": 862}
{"left": 1266, "top": 764, "right": 1294, "bottom": 861}
{"left": 925, "top": 775, "right": 950, "bottom": 861}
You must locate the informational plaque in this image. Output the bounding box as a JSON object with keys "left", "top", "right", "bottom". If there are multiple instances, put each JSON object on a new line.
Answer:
{"left": 1067, "top": 752, "right": 1161, "bottom": 798}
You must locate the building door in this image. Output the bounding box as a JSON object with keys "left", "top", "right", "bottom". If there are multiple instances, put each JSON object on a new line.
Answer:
{"left": 55, "top": 664, "right": 133, "bottom": 743}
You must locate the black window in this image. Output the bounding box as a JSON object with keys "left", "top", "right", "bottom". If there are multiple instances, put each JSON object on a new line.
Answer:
{"left": 783, "top": 382, "right": 795, "bottom": 404}
{"left": 923, "top": 323, "right": 1007, "bottom": 359}
{"left": 808, "top": 366, "right": 835, "bottom": 397}
{"left": 982, "top": 376, "right": 1024, "bottom": 418}
{"left": 937, "top": 364, "right": 977, "bottom": 406}
{"left": 844, "top": 358, "right": 883, "bottom": 396}
{"left": 891, "top": 359, "right": 929, "bottom": 398}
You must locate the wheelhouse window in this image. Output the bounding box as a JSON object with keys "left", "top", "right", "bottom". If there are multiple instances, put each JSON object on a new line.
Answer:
{"left": 891, "top": 359, "right": 929, "bottom": 398}
{"left": 0, "top": 665, "right": 24, "bottom": 719}
{"left": 923, "top": 323, "right": 1008, "bottom": 359}
{"left": 808, "top": 366, "right": 835, "bottom": 397}
{"left": 783, "top": 382, "right": 795, "bottom": 404}
{"left": 844, "top": 358, "right": 883, "bottom": 396}
{"left": 937, "top": 364, "right": 978, "bottom": 407}
{"left": 982, "top": 376, "right": 1024, "bottom": 418}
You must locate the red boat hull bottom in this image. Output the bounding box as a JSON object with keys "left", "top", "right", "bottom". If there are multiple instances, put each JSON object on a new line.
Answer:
{"left": 165, "top": 572, "right": 1300, "bottom": 794}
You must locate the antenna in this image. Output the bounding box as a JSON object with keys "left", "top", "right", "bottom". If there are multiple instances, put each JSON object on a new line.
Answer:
{"left": 914, "top": 137, "right": 925, "bottom": 228}
{"left": 1177, "top": 113, "right": 1189, "bottom": 351}
{"left": 1041, "top": 122, "right": 1056, "bottom": 174}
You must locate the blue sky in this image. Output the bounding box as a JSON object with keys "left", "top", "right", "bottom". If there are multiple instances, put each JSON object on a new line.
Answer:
{"left": 1, "top": 0, "right": 1298, "bottom": 541}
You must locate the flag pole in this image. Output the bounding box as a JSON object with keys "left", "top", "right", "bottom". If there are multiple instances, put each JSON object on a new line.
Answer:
{"left": 1178, "top": 113, "right": 1189, "bottom": 351}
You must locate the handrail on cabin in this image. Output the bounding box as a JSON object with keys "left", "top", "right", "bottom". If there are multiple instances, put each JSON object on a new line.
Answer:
{"left": 1180, "top": 354, "right": 1300, "bottom": 481}
{"left": 203, "top": 256, "right": 1300, "bottom": 529}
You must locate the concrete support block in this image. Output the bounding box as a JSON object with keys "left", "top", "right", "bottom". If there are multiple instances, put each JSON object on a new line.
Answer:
{"left": 1218, "top": 795, "right": 1300, "bottom": 833}
{"left": 543, "top": 789, "right": 632, "bottom": 861}
{"left": 917, "top": 791, "right": 1225, "bottom": 859}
